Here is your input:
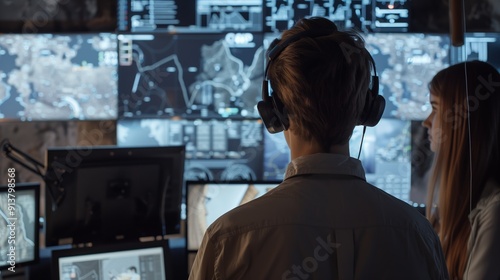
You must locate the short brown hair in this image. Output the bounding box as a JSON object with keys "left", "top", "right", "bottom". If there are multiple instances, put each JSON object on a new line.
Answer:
{"left": 267, "top": 17, "right": 373, "bottom": 150}
{"left": 268, "top": 17, "right": 373, "bottom": 150}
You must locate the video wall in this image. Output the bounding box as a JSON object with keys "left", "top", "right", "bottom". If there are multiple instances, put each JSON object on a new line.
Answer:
{"left": 1, "top": 0, "right": 500, "bottom": 208}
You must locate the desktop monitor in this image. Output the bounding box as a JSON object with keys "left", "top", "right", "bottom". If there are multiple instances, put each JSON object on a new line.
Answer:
{"left": 51, "top": 240, "right": 172, "bottom": 280}
{"left": 0, "top": 33, "right": 118, "bottom": 121}
{"left": 0, "top": 182, "right": 40, "bottom": 271}
{"left": 43, "top": 146, "right": 185, "bottom": 247}
{"left": 185, "top": 181, "right": 279, "bottom": 270}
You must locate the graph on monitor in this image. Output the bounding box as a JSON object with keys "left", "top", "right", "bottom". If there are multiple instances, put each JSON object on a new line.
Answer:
{"left": 119, "top": 0, "right": 263, "bottom": 33}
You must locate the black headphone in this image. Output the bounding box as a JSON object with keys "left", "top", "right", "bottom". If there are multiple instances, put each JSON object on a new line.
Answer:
{"left": 257, "top": 29, "right": 386, "bottom": 134}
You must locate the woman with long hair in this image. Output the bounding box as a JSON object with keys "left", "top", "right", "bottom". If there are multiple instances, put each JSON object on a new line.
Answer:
{"left": 423, "top": 60, "right": 500, "bottom": 279}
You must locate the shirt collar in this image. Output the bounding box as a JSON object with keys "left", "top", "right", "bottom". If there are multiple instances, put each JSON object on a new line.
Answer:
{"left": 283, "top": 153, "right": 366, "bottom": 181}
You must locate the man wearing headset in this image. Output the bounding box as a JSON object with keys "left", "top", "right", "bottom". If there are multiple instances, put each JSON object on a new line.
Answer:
{"left": 189, "top": 17, "right": 448, "bottom": 279}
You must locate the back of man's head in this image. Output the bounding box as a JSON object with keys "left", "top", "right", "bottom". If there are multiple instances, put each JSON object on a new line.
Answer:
{"left": 267, "top": 17, "right": 374, "bottom": 151}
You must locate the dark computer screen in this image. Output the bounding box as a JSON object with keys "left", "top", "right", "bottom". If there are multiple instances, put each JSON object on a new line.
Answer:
{"left": 0, "top": 33, "right": 118, "bottom": 121}
{"left": 0, "top": 183, "right": 40, "bottom": 271}
{"left": 51, "top": 240, "right": 172, "bottom": 280}
{"left": 43, "top": 145, "right": 185, "bottom": 247}
{"left": 117, "top": 118, "right": 264, "bottom": 181}
{"left": 118, "top": 32, "right": 264, "bottom": 119}
{"left": 0, "top": 0, "right": 117, "bottom": 33}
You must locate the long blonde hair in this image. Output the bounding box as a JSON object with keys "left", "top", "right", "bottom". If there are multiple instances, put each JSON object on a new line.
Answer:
{"left": 426, "top": 61, "right": 500, "bottom": 279}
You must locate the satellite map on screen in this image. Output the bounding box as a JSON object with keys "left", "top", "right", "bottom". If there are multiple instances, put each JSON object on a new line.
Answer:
{"left": 117, "top": 118, "right": 264, "bottom": 181}
{"left": 363, "top": 33, "right": 450, "bottom": 120}
{"left": 0, "top": 33, "right": 118, "bottom": 121}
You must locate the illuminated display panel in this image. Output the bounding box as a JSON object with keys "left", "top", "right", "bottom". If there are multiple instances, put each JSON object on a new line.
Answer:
{"left": 118, "top": 32, "right": 264, "bottom": 119}
{"left": 0, "top": 183, "right": 40, "bottom": 270}
{"left": 118, "top": 0, "right": 263, "bottom": 33}
{"left": 264, "top": 0, "right": 409, "bottom": 33}
{"left": 0, "top": 33, "right": 118, "bottom": 121}
{"left": 449, "top": 33, "right": 500, "bottom": 72}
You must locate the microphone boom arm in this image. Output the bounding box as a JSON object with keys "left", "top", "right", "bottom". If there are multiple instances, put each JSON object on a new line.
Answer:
{"left": 1, "top": 138, "right": 65, "bottom": 210}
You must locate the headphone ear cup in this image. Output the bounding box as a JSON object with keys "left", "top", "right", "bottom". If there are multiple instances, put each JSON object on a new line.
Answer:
{"left": 257, "top": 100, "right": 285, "bottom": 134}
{"left": 361, "top": 94, "right": 386, "bottom": 127}
{"left": 271, "top": 94, "right": 289, "bottom": 130}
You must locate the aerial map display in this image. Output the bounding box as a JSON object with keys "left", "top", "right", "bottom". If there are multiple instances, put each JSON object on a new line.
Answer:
{"left": 118, "top": 33, "right": 264, "bottom": 119}
{"left": 0, "top": 33, "right": 118, "bottom": 121}
{"left": 363, "top": 33, "right": 450, "bottom": 120}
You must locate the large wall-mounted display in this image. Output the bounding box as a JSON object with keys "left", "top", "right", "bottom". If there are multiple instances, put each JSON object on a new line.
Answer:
{"left": 0, "top": 33, "right": 118, "bottom": 120}
{"left": 117, "top": 33, "right": 264, "bottom": 119}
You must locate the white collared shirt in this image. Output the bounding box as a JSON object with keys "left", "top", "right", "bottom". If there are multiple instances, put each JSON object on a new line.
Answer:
{"left": 189, "top": 153, "right": 449, "bottom": 280}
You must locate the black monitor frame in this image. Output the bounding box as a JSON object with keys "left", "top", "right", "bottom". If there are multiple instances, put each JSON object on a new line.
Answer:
{"left": 44, "top": 145, "right": 185, "bottom": 247}
{"left": 0, "top": 182, "right": 40, "bottom": 271}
